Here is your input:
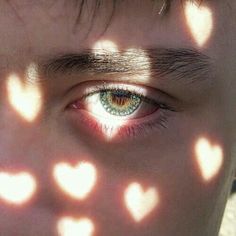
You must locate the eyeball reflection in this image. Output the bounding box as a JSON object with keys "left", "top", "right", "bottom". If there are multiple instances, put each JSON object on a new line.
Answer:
{"left": 57, "top": 217, "right": 94, "bottom": 236}
{"left": 0, "top": 171, "right": 36, "bottom": 205}
{"left": 184, "top": 1, "right": 213, "bottom": 47}
{"left": 7, "top": 64, "right": 42, "bottom": 122}
{"left": 53, "top": 161, "right": 97, "bottom": 200}
{"left": 124, "top": 182, "right": 159, "bottom": 222}
{"left": 195, "top": 138, "right": 223, "bottom": 182}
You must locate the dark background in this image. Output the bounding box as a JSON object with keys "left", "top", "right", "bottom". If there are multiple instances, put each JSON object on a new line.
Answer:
{"left": 231, "top": 181, "right": 236, "bottom": 194}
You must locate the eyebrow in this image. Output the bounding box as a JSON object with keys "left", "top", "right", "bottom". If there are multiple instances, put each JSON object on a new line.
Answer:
{"left": 41, "top": 48, "right": 212, "bottom": 86}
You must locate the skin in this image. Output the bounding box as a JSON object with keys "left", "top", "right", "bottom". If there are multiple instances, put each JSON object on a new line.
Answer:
{"left": 0, "top": 0, "right": 235, "bottom": 235}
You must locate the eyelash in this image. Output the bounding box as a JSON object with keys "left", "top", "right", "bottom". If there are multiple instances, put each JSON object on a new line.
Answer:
{"left": 68, "top": 82, "right": 175, "bottom": 139}
{"left": 82, "top": 83, "right": 169, "bottom": 109}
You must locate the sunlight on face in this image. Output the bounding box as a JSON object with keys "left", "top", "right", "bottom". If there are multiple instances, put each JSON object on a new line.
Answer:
{"left": 93, "top": 40, "right": 151, "bottom": 83}
{"left": 86, "top": 96, "right": 127, "bottom": 140}
{"left": 57, "top": 217, "right": 94, "bottom": 236}
{"left": 124, "top": 182, "right": 159, "bottom": 222}
{"left": 195, "top": 138, "right": 223, "bottom": 181}
{"left": 123, "top": 48, "right": 151, "bottom": 83}
{"left": 184, "top": 1, "right": 213, "bottom": 47}
{"left": 92, "top": 39, "right": 119, "bottom": 53}
{"left": 0, "top": 171, "right": 36, "bottom": 205}
{"left": 7, "top": 64, "right": 42, "bottom": 122}
{"left": 53, "top": 161, "right": 97, "bottom": 200}
{"left": 91, "top": 40, "right": 151, "bottom": 140}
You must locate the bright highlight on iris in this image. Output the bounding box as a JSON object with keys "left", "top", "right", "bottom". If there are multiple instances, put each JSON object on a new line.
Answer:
{"left": 53, "top": 161, "right": 97, "bottom": 200}
{"left": 7, "top": 63, "right": 42, "bottom": 122}
{"left": 124, "top": 182, "right": 159, "bottom": 222}
{"left": 57, "top": 217, "right": 94, "bottom": 236}
{"left": 0, "top": 171, "right": 36, "bottom": 205}
{"left": 184, "top": 1, "right": 213, "bottom": 47}
{"left": 195, "top": 138, "right": 223, "bottom": 181}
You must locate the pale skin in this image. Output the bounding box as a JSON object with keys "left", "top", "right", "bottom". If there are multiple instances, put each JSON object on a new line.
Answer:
{"left": 0, "top": 0, "right": 235, "bottom": 236}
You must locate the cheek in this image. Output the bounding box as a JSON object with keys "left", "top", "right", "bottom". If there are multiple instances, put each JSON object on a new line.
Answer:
{"left": 52, "top": 161, "right": 97, "bottom": 201}
{"left": 0, "top": 117, "right": 227, "bottom": 236}
{"left": 194, "top": 138, "right": 223, "bottom": 182}
{"left": 6, "top": 65, "right": 43, "bottom": 123}
{"left": 0, "top": 171, "right": 37, "bottom": 205}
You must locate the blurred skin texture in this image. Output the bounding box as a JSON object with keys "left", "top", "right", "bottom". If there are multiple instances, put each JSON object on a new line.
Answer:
{"left": 0, "top": 0, "right": 236, "bottom": 235}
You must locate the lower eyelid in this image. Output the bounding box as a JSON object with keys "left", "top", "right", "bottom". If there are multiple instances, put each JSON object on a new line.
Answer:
{"left": 66, "top": 107, "right": 171, "bottom": 141}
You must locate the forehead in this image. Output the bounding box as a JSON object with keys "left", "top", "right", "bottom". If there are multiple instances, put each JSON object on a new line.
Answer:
{"left": 0, "top": 0, "right": 232, "bottom": 75}
{"left": 0, "top": 0, "right": 196, "bottom": 57}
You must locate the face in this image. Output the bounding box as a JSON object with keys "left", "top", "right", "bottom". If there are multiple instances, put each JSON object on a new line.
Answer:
{"left": 0, "top": 0, "right": 235, "bottom": 235}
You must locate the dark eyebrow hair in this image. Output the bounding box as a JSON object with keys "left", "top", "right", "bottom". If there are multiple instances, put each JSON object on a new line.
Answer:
{"left": 41, "top": 48, "right": 212, "bottom": 85}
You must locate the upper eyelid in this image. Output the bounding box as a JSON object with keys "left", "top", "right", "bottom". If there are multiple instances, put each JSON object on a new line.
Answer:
{"left": 80, "top": 83, "right": 153, "bottom": 101}
{"left": 83, "top": 88, "right": 157, "bottom": 106}
{"left": 80, "top": 83, "right": 176, "bottom": 111}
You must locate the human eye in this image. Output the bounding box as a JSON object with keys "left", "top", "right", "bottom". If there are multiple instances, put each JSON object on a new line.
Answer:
{"left": 66, "top": 81, "right": 177, "bottom": 140}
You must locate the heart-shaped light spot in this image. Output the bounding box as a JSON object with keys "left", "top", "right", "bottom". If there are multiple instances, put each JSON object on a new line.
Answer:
{"left": 7, "top": 64, "right": 42, "bottom": 122}
{"left": 124, "top": 182, "right": 158, "bottom": 222}
{"left": 195, "top": 138, "right": 223, "bottom": 181}
{"left": 0, "top": 172, "right": 36, "bottom": 205}
{"left": 53, "top": 162, "right": 96, "bottom": 200}
{"left": 57, "top": 217, "right": 94, "bottom": 236}
{"left": 185, "top": 1, "right": 213, "bottom": 47}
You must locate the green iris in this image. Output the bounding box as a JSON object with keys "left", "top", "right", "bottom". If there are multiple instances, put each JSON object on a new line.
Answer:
{"left": 100, "top": 90, "right": 142, "bottom": 116}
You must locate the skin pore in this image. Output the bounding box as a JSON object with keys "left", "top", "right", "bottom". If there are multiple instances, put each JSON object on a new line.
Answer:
{"left": 0, "top": 0, "right": 235, "bottom": 235}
